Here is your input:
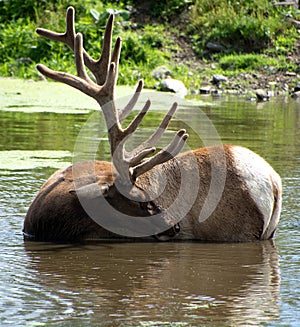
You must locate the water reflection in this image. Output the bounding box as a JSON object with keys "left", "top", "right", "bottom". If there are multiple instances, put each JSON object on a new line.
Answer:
{"left": 23, "top": 240, "right": 280, "bottom": 326}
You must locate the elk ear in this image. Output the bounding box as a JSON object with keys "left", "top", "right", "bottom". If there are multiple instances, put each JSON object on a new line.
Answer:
{"left": 69, "top": 183, "right": 109, "bottom": 199}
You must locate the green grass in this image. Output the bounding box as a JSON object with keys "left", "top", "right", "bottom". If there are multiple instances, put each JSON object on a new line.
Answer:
{"left": 218, "top": 53, "right": 297, "bottom": 72}
{"left": 1, "top": 0, "right": 299, "bottom": 90}
{"left": 188, "top": 0, "right": 298, "bottom": 54}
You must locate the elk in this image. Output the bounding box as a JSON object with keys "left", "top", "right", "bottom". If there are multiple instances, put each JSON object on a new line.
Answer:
{"left": 23, "top": 7, "right": 282, "bottom": 243}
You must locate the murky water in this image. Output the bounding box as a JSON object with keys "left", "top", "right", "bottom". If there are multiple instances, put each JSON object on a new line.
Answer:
{"left": 0, "top": 79, "right": 299, "bottom": 326}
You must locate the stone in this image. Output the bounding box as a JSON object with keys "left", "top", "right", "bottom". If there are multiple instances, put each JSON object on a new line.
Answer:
{"left": 160, "top": 78, "right": 188, "bottom": 97}
{"left": 212, "top": 74, "right": 228, "bottom": 84}
{"left": 285, "top": 71, "right": 297, "bottom": 77}
{"left": 255, "top": 89, "right": 270, "bottom": 101}
{"left": 206, "top": 42, "right": 226, "bottom": 52}
{"left": 190, "top": 88, "right": 199, "bottom": 95}
{"left": 151, "top": 66, "right": 171, "bottom": 80}
{"left": 291, "top": 91, "right": 300, "bottom": 98}
{"left": 282, "top": 83, "right": 289, "bottom": 92}
{"left": 294, "top": 82, "right": 300, "bottom": 92}
{"left": 199, "top": 85, "right": 211, "bottom": 94}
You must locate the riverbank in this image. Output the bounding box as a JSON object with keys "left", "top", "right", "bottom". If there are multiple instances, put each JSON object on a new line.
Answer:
{"left": 130, "top": 1, "right": 300, "bottom": 98}
{"left": 1, "top": 0, "right": 300, "bottom": 98}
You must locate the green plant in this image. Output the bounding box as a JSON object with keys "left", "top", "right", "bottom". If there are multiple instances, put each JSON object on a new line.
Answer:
{"left": 189, "top": 0, "right": 298, "bottom": 55}
{"left": 0, "top": 0, "right": 48, "bottom": 22}
{"left": 219, "top": 54, "right": 276, "bottom": 71}
{"left": 1, "top": 0, "right": 299, "bottom": 88}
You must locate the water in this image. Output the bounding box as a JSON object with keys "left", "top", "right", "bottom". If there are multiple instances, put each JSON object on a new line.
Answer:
{"left": 0, "top": 79, "right": 299, "bottom": 326}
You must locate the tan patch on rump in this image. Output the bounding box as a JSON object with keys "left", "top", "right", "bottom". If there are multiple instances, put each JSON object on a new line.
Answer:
{"left": 190, "top": 145, "right": 264, "bottom": 241}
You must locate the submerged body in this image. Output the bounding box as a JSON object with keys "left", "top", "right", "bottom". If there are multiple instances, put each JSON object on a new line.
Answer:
{"left": 23, "top": 145, "right": 282, "bottom": 243}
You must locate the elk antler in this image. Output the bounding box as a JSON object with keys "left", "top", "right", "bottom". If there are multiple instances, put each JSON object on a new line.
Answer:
{"left": 36, "top": 6, "right": 188, "bottom": 185}
{"left": 36, "top": 7, "right": 115, "bottom": 86}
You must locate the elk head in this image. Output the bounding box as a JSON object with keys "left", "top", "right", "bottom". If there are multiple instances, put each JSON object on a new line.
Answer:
{"left": 35, "top": 7, "right": 188, "bottom": 238}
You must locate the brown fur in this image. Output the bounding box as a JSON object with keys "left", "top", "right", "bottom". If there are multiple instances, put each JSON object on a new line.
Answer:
{"left": 23, "top": 145, "right": 282, "bottom": 243}
{"left": 24, "top": 161, "right": 163, "bottom": 242}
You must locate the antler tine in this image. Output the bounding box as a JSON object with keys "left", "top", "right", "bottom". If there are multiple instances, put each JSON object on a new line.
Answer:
{"left": 111, "top": 100, "right": 184, "bottom": 184}
{"left": 109, "top": 99, "right": 151, "bottom": 184}
{"left": 95, "top": 13, "right": 114, "bottom": 85}
{"left": 101, "top": 37, "right": 122, "bottom": 103}
{"left": 114, "top": 101, "right": 179, "bottom": 172}
{"left": 109, "top": 101, "right": 180, "bottom": 176}
{"left": 36, "top": 6, "right": 116, "bottom": 86}
{"left": 36, "top": 6, "right": 76, "bottom": 50}
{"left": 119, "top": 80, "right": 144, "bottom": 123}
{"left": 125, "top": 102, "right": 178, "bottom": 163}
{"left": 139, "top": 102, "right": 178, "bottom": 149}
{"left": 75, "top": 33, "right": 94, "bottom": 82}
{"left": 36, "top": 62, "right": 97, "bottom": 97}
{"left": 36, "top": 33, "right": 98, "bottom": 97}
{"left": 123, "top": 99, "right": 151, "bottom": 137}
{"left": 84, "top": 13, "right": 122, "bottom": 86}
{"left": 131, "top": 129, "right": 189, "bottom": 181}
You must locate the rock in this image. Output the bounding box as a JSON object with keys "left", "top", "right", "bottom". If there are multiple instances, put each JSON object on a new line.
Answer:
{"left": 160, "top": 78, "right": 188, "bottom": 97}
{"left": 294, "top": 82, "right": 300, "bottom": 92}
{"left": 190, "top": 88, "right": 199, "bottom": 95}
{"left": 282, "top": 83, "right": 289, "bottom": 92}
{"left": 212, "top": 74, "right": 228, "bottom": 85}
{"left": 291, "top": 91, "right": 300, "bottom": 98}
{"left": 199, "top": 85, "right": 211, "bottom": 94}
{"left": 211, "top": 89, "right": 221, "bottom": 95}
{"left": 244, "top": 73, "right": 253, "bottom": 80}
{"left": 255, "top": 89, "right": 270, "bottom": 101}
{"left": 206, "top": 42, "right": 226, "bottom": 52}
{"left": 151, "top": 66, "right": 171, "bottom": 80}
{"left": 285, "top": 71, "right": 297, "bottom": 77}
{"left": 268, "top": 81, "right": 277, "bottom": 91}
